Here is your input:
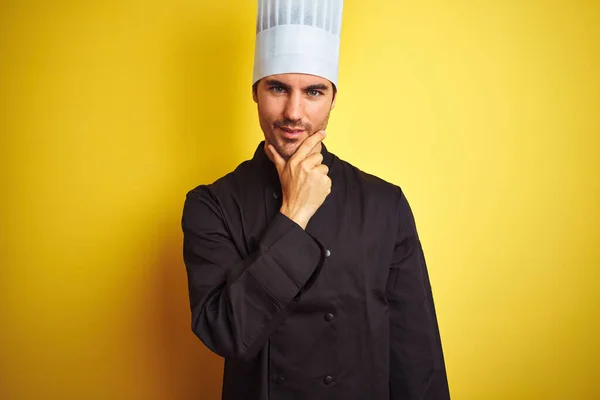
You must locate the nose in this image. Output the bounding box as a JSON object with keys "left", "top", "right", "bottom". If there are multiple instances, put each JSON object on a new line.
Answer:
{"left": 283, "top": 92, "right": 303, "bottom": 122}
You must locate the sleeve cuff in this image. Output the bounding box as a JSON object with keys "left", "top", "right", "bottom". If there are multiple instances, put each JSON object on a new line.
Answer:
{"left": 249, "top": 212, "right": 324, "bottom": 305}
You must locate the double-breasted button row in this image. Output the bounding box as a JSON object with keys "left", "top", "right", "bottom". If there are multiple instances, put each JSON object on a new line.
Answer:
{"left": 323, "top": 249, "right": 334, "bottom": 324}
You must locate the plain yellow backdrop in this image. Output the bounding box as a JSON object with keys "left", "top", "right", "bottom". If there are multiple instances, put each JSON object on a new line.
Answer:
{"left": 1, "top": 1, "right": 598, "bottom": 399}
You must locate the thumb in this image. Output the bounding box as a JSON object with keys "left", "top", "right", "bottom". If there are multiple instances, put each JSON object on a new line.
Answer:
{"left": 267, "top": 144, "right": 286, "bottom": 175}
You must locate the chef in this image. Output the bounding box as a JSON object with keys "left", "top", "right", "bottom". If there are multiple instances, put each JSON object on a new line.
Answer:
{"left": 181, "top": 0, "right": 450, "bottom": 398}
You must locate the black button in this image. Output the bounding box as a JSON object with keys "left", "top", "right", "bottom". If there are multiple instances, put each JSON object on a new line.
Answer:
{"left": 276, "top": 376, "right": 285, "bottom": 384}
{"left": 272, "top": 192, "right": 280, "bottom": 199}
{"left": 324, "top": 313, "right": 334, "bottom": 322}
{"left": 325, "top": 249, "right": 331, "bottom": 258}
{"left": 324, "top": 375, "right": 333, "bottom": 385}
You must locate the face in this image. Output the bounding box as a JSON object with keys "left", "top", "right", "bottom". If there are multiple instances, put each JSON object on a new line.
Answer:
{"left": 253, "top": 73, "right": 336, "bottom": 160}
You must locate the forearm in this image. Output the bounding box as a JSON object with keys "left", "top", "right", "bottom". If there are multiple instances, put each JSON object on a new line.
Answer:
{"left": 184, "top": 209, "right": 324, "bottom": 361}
{"left": 388, "top": 187, "right": 450, "bottom": 399}
{"left": 388, "top": 262, "right": 449, "bottom": 399}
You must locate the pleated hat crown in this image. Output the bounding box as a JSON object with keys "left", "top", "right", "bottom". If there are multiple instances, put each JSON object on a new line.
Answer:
{"left": 252, "top": 0, "right": 344, "bottom": 87}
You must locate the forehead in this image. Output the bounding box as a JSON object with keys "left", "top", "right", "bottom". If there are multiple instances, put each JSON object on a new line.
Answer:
{"left": 262, "top": 73, "right": 332, "bottom": 88}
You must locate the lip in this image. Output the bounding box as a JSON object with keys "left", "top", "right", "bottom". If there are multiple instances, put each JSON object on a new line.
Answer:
{"left": 278, "top": 127, "right": 305, "bottom": 138}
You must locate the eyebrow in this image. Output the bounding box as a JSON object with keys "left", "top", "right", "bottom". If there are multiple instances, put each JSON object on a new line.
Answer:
{"left": 305, "top": 83, "right": 330, "bottom": 91}
{"left": 264, "top": 79, "right": 330, "bottom": 92}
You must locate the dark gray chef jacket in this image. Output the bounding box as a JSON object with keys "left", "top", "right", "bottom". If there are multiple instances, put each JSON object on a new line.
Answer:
{"left": 181, "top": 141, "right": 450, "bottom": 400}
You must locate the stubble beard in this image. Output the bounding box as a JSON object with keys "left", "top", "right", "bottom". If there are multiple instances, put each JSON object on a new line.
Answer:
{"left": 260, "top": 113, "right": 331, "bottom": 161}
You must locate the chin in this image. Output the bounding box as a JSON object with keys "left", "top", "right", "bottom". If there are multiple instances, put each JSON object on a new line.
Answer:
{"left": 273, "top": 140, "right": 299, "bottom": 160}
{"left": 279, "top": 144, "right": 299, "bottom": 160}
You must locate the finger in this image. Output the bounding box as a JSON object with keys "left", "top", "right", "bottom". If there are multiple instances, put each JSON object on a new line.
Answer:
{"left": 314, "top": 163, "right": 329, "bottom": 175}
{"left": 304, "top": 152, "right": 324, "bottom": 168}
{"left": 267, "top": 144, "right": 286, "bottom": 175}
{"left": 308, "top": 142, "right": 322, "bottom": 157}
{"left": 323, "top": 175, "right": 332, "bottom": 192}
{"left": 292, "top": 130, "right": 326, "bottom": 161}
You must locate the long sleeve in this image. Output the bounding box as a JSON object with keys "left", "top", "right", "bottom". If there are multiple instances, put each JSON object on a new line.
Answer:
{"left": 182, "top": 186, "right": 324, "bottom": 361}
{"left": 386, "top": 188, "right": 450, "bottom": 399}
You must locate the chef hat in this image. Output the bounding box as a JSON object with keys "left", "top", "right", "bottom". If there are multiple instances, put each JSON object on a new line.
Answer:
{"left": 252, "top": 0, "right": 344, "bottom": 88}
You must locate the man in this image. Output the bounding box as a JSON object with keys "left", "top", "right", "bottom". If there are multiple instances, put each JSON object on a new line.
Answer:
{"left": 181, "top": 1, "right": 450, "bottom": 399}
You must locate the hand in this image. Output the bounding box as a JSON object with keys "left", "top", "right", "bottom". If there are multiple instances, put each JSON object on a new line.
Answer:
{"left": 267, "top": 131, "right": 332, "bottom": 230}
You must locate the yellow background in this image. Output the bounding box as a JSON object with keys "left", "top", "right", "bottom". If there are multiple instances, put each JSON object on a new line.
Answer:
{"left": 1, "top": 0, "right": 598, "bottom": 399}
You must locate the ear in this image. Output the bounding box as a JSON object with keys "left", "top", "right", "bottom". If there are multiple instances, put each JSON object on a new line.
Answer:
{"left": 330, "top": 82, "right": 337, "bottom": 110}
{"left": 252, "top": 80, "right": 260, "bottom": 103}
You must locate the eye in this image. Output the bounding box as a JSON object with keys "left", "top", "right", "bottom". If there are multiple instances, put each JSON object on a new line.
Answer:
{"left": 308, "top": 90, "right": 322, "bottom": 97}
{"left": 270, "top": 86, "right": 286, "bottom": 94}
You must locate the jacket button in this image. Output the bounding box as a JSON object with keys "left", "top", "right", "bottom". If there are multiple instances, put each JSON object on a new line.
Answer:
{"left": 324, "top": 313, "right": 334, "bottom": 322}
{"left": 325, "top": 249, "right": 331, "bottom": 258}
{"left": 275, "top": 376, "right": 285, "bottom": 384}
{"left": 324, "top": 375, "right": 333, "bottom": 385}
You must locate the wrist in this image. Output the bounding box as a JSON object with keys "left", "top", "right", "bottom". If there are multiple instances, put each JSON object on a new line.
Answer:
{"left": 280, "top": 205, "right": 309, "bottom": 230}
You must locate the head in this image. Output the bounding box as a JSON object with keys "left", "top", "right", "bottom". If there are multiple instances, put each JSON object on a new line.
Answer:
{"left": 253, "top": 73, "right": 337, "bottom": 160}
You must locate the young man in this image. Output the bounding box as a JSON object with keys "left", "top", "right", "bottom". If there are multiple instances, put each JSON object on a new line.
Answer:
{"left": 181, "top": 1, "right": 450, "bottom": 399}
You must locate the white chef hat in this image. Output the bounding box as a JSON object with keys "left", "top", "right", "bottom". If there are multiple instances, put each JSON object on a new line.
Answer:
{"left": 252, "top": 0, "right": 344, "bottom": 88}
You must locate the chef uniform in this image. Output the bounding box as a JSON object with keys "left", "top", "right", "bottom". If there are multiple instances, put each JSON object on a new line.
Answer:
{"left": 181, "top": 1, "right": 450, "bottom": 399}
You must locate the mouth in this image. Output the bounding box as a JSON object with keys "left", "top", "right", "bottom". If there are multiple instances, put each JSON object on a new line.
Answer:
{"left": 278, "top": 127, "right": 306, "bottom": 138}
